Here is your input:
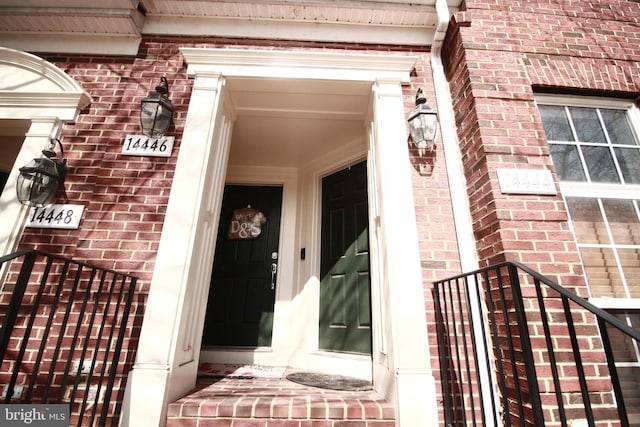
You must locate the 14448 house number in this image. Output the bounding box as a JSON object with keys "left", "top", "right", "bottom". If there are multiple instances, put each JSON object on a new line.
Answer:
{"left": 26, "top": 204, "right": 85, "bottom": 229}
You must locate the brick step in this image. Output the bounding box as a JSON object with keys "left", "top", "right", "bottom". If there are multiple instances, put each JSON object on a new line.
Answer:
{"left": 166, "top": 376, "right": 395, "bottom": 427}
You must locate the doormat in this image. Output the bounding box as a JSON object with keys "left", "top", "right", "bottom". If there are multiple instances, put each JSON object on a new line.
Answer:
{"left": 198, "top": 363, "right": 286, "bottom": 379}
{"left": 285, "top": 372, "right": 373, "bottom": 391}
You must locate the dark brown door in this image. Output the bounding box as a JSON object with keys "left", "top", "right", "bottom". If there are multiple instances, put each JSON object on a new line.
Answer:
{"left": 319, "top": 161, "right": 372, "bottom": 354}
{"left": 202, "top": 185, "right": 283, "bottom": 347}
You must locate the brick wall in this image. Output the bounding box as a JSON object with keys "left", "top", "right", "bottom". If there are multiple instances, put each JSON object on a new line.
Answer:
{"left": 9, "top": 37, "right": 461, "bottom": 425}
{"left": 8, "top": 1, "right": 636, "bottom": 420}
{"left": 23, "top": 38, "right": 461, "bottom": 288}
{"left": 443, "top": 0, "right": 640, "bottom": 277}
{"left": 441, "top": 0, "right": 640, "bottom": 425}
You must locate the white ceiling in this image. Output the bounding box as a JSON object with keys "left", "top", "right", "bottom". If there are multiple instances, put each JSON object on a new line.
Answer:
{"left": 226, "top": 77, "right": 371, "bottom": 167}
{"left": 0, "top": 119, "right": 29, "bottom": 171}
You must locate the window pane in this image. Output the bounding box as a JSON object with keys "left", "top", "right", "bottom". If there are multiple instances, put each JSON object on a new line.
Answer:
{"left": 615, "top": 366, "right": 640, "bottom": 421}
{"left": 569, "top": 107, "right": 606, "bottom": 143}
{"left": 602, "top": 199, "right": 640, "bottom": 245}
{"left": 581, "top": 247, "right": 625, "bottom": 298}
{"left": 582, "top": 146, "right": 620, "bottom": 183}
{"left": 614, "top": 147, "right": 640, "bottom": 184}
{"left": 608, "top": 312, "right": 639, "bottom": 363}
{"left": 566, "top": 197, "right": 608, "bottom": 244}
{"left": 550, "top": 144, "right": 586, "bottom": 181}
{"left": 601, "top": 109, "right": 637, "bottom": 145}
{"left": 605, "top": 311, "right": 640, "bottom": 427}
{"left": 619, "top": 248, "right": 640, "bottom": 298}
{"left": 539, "top": 105, "right": 574, "bottom": 141}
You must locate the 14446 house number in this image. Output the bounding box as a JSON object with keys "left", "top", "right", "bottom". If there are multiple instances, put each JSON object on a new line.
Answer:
{"left": 122, "top": 135, "right": 174, "bottom": 157}
{"left": 26, "top": 204, "right": 85, "bottom": 229}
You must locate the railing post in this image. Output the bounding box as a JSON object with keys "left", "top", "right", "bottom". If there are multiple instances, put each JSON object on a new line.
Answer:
{"left": 433, "top": 285, "right": 455, "bottom": 425}
{"left": 100, "top": 274, "right": 137, "bottom": 424}
{"left": 598, "top": 317, "right": 630, "bottom": 427}
{"left": 466, "top": 273, "right": 500, "bottom": 426}
{"left": 0, "top": 251, "right": 37, "bottom": 366}
{"left": 507, "top": 263, "right": 545, "bottom": 426}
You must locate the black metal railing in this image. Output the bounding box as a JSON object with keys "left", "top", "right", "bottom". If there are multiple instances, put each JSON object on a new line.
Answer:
{"left": 0, "top": 250, "right": 139, "bottom": 426}
{"left": 434, "top": 261, "right": 640, "bottom": 427}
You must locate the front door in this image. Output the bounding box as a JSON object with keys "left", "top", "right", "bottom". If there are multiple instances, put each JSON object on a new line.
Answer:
{"left": 319, "top": 161, "right": 372, "bottom": 354}
{"left": 202, "top": 185, "right": 283, "bottom": 347}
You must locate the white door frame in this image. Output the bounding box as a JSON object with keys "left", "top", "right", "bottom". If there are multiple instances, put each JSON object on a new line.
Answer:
{"left": 121, "top": 48, "right": 438, "bottom": 427}
{"left": 198, "top": 164, "right": 299, "bottom": 367}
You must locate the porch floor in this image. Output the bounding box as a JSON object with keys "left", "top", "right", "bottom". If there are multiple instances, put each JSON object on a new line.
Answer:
{"left": 166, "top": 371, "right": 395, "bottom": 427}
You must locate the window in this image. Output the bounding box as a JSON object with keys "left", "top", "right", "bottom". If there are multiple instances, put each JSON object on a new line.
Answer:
{"left": 539, "top": 104, "right": 640, "bottom": 184}
{"left": 537, "top": 97, "right": 640, "bottom": 302}
{"left": 565, "top": 197, "right": 640, "bottom": 299}
{"left": 538, "top": 96, "right": 640, "bottom": 424}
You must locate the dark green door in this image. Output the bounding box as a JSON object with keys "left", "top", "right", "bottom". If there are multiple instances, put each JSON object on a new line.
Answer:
{"left": 202, "top": 185, "right": 283, "bottom": 347}
{"left": 319, "top": 161, "right": 372, "bottom": 354}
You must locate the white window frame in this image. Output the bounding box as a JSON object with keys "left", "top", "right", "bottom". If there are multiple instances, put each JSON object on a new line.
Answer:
{"left": 536, "top": 94, "right": 640, "bottom": 307}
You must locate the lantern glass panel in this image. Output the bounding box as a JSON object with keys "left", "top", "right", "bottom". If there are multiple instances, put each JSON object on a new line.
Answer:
{"left": 141, "top": 96, "right": 174, "bottom": 138}
{"left": 16, "top": 157, "right": 61, "bottom": 207}
{"left": 409, "top": 111, "right": 438, "bottom": 149}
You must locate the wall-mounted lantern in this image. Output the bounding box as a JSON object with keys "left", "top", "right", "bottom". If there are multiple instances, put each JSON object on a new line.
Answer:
{"left": 140, "top": 76, "right": 175, "bottom": 138}
{"left": 16, "top": 139, "right": 67, "bottom": 207}
{"left": 407, "top": 88, "right": 439, "bottom": 150}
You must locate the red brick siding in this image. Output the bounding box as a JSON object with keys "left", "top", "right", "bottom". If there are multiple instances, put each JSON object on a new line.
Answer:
{"left": 444, "top": 0, "right": 640, "bottom": 274}
{"left": 442, "top": 0, "right": 640, "bottom": 425}
{"left": 10, "top": 37, "right": 459, "bottom": 425}
{"left": 23, "top": 38, "right": 458, "bottom": 286}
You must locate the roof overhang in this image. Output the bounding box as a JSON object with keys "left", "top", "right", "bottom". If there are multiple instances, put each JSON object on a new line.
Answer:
{"left": 0, "top": 0, "right": 463, "bottom": 55}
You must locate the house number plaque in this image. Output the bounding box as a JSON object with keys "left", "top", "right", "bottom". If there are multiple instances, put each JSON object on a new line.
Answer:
{"left": 497, "top": 168, "right": 556, "bottom": 195}
{"left": 121, "top": 135, "right": 174, "bottom": 157}
{"left": 26, "top": 204, "right": 85, "bottom": 229}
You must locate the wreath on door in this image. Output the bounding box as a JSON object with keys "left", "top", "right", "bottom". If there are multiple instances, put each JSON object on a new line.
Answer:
{"left": 227, "top": 205, "right": 267, "bottom": 240}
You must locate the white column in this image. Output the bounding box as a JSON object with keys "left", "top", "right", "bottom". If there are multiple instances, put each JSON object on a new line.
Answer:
{"left": 370, "top": 80, "right": 438, "bottom": 427}
{"left": 120, "top": 73, "right": 233, "bottom": 427}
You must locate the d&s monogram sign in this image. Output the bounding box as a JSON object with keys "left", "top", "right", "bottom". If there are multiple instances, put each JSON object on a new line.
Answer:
{"left": 227, "top": 205, "right": 267, "bottom": 240}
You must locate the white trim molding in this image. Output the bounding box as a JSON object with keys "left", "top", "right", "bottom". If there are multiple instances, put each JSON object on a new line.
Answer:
{"left": 180, "top": 48, "right": 417, "bottom": 83}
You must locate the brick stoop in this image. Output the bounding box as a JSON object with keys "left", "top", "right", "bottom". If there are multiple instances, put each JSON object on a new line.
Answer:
{"left": 166, "top": 376, "right": 396, "bottom": 427}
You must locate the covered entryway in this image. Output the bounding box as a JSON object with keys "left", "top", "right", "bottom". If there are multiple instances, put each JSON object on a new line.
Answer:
{"left": 123, "top": 48, "right": 437, "bottom": 427}
{"left": 197, "top": 75, "right": 375, "bottom": 373}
